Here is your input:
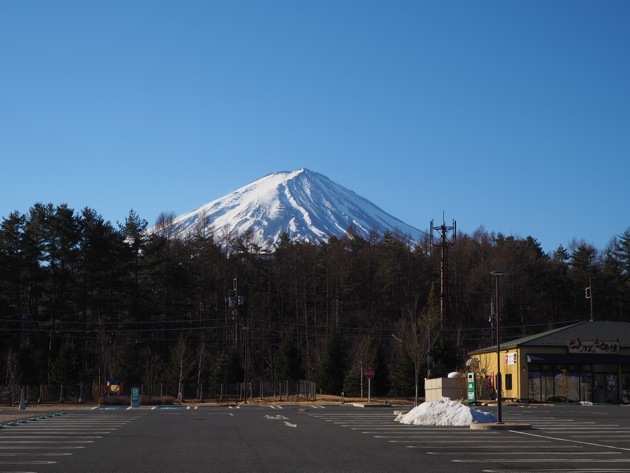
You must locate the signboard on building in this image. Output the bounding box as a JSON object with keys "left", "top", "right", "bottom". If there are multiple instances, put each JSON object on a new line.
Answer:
{"left": 504, "top": 352, "right": 517, "bottom": 365}
{"left": 567, "top": 339, "right": 619, "bottom": 354}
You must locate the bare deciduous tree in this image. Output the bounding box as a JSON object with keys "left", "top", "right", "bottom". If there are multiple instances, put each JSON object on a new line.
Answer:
{"left": 397, "top": 296, "right": 433, "bottom": 406}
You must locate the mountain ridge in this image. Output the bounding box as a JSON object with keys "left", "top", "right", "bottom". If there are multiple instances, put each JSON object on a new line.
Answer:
{"left": 156, "top": 169, "right": 424, "bottom": 248}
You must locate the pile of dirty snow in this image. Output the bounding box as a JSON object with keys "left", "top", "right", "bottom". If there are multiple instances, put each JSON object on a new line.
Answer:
{"left": 395, "top": 397, "right": 496, "bottom": 426}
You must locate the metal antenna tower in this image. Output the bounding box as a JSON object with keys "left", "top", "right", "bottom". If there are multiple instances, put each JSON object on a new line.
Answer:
{"left": 430, "top": 215, "right": 456, "bottom": 323}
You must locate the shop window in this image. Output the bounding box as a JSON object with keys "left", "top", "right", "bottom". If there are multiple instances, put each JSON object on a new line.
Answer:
{"left": 542, "top": 372, "right": 555, "bottom": 401}
{"left": 528, "top": 372, "right": 541, "bottom": 401}
{"left": 622, "top": 373, "right": 630, "bottom": 403}
{"left": 505, "top": 374, "right": 513, "bottom": 390}
{"left": 581, "top": 372, "right": 592, "bottom": 403}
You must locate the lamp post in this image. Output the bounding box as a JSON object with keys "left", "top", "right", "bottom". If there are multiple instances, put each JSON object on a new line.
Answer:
{"left": 491, "top": 269, "right": 505, "bottom": 423}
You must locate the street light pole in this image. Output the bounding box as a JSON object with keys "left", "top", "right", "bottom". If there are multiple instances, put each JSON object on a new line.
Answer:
{"left": 491, "top": 269, "right": 505, "bottom": 424}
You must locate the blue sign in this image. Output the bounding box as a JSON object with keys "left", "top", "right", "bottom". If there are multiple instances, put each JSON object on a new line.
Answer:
{"left": 131, "top": 387, "right": 140, "bottom": 408}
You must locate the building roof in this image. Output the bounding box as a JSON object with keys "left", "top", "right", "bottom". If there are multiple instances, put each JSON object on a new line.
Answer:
{"left": 469, "top": 321, "right": 630, "bottom": 354}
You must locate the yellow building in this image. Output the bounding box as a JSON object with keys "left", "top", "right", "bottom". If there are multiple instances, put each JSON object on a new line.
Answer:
{"left": 468, "top": 321, "right": 630, "bottom": 403}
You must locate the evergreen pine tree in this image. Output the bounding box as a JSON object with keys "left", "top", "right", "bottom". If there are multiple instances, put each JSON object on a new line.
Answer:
{"left": 369, "top": 337, "right": 390, "bottom": 396}
{"left": 318, "top": 330, "right": 346, "bottom": 394}
{"left": 51, "top": 341, "right": 80, "bottom": 386}
{"left": 342, "top": 363, "right": 361, "bottom": 397}
{"left": 208, "top": 352, "right": 228, "bottom": 395}
{"left": 210, "top": 350, "right": 244, "bottom": 392}
{"left": 430, "top": 325, "right": 459, "bottom": 377}
{"left": 275, "top": 333, "right": 305, "bottom": 381}
{"left": 114, "top": 340, "right": 143, "bottom": 386}
{"left": 615, "top": 228, "right": 630, "bottom": 286}
{"left": 389, "top": 348, "right": 415, "bottom": 397}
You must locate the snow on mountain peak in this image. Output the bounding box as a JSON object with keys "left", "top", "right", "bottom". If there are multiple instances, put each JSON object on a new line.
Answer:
{"left": 155, "top": 169, "right": 424, "bottom": 248}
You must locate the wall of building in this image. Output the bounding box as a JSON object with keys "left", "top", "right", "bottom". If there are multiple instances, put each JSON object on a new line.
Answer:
{"left": 424, "top": 377, "right": 467, "bottom": 402}
{"left": 472, "top": 347, "right": 538, "bottom": 401}
{"left": 473, "top": 345, "right": 630, "bottom": 403}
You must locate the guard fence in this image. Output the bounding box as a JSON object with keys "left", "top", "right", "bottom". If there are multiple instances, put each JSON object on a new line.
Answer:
{"left": 0, "top": 380, "right": 317, "bottom": 405}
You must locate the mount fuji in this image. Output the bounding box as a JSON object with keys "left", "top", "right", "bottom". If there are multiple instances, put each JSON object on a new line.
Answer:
{"left": 156, "top": 169, "right": 424, "bottom": 248}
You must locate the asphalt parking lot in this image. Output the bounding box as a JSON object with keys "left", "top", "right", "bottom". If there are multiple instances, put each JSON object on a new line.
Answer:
{"left": 2, "top": 403, "right": 630, "bottom": 473}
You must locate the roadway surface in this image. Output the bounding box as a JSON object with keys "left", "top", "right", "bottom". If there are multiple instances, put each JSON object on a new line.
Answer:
{"left": 2, "top": 403, "right": 630, "bottom": 472}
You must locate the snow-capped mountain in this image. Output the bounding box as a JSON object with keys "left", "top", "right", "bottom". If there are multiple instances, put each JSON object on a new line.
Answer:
{"left": 156, "top": 169, "right": 424, "bottom": 248}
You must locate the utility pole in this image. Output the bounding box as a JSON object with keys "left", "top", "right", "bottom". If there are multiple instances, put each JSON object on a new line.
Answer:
{"left": 430, "top": 216, "right": 456, "bottom": 323}
{"left": 229, "top": 263, "right": 247, "bottom": 402}
{"left": 491, "top": 269, "right": 505, "bottom": 423}
{"left": 585, "top": 277, "right": 594, "bottom": 322}
{"left": 228, "top": 263, "right": 246, "bottom": 347}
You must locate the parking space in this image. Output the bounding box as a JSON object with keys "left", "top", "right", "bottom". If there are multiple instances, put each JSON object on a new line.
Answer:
{"left": 0, "top": 410, "right": 143, "bottom": 473}
{"left": 308, "top": 405, "right": 630, "bottom": 472}
{"left": 4, "top": 404, "right": 630, "bottom": 472}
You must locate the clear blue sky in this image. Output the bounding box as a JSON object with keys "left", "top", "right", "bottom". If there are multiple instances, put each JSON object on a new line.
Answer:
{"left": 2, "top": 1, "right": 629, "bottom": 253}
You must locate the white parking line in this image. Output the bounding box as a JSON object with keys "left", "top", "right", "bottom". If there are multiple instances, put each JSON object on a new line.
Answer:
{"left": 0, "top": 446, "right": 85, "bottom": 449}
{"left": 514, "top": 429, "right": 630, "bottom": 452}
{"left": 0, "top": 460, "right": 57, "bottom": 465}
{"left": 538, "top": 427, "right": 623, "bottom": 431}
{"left": 428, "top": 451, "right": 621, "bottom": 456}
{"left": 0, "top": 453, "right": 72, "bottom": 457}
{"left": 482, "top": 469, "right": 630, "bottom": 472}
{"left": 1, "top": 431, "right": 113, "bottom": 435}
{"left": 0, "top": 436, "right": 102, "bottom": 439}
{"left": 389, "top": 439, "right": 552, "bottom": 444}
{"left": 407, "top": 445, "right": 582, "bottom": 449}
{"left": 455, "top": 458, "right": 630, "bottom": 464}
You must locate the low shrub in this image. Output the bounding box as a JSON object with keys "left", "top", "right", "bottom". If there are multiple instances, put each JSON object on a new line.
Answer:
{"left": 142, "top": 395, "right": 177, "bottom": 405}
{"left": 98, "top": 394, "right": 177, "bottom": 406}
{"left": 99, "top": 395, "right": 130, "bottom": 405}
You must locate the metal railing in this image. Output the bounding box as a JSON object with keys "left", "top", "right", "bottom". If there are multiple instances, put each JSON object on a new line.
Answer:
{"left": 0, "top": 380, "right": 317, "bottom": 405}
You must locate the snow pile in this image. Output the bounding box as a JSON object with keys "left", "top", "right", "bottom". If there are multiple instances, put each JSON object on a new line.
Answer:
{"left": 395, "top": 397, "right": 497, "bottom": 426}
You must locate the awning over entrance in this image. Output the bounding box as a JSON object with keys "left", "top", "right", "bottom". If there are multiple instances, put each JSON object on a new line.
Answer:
{"left": 527, "top": 353, "right": 630, "bottom": 365}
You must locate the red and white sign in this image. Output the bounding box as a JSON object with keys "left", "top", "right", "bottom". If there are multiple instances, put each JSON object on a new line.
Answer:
{"left": 504, "top": 353, "right": 517, "bottom": 365}
{"left": 364, "top": 368, "right": 375, "bottom": 379}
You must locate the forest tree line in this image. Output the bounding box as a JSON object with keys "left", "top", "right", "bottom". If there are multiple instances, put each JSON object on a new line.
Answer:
{"left": 1, "top": 203, "right": 629, "bottom": 399}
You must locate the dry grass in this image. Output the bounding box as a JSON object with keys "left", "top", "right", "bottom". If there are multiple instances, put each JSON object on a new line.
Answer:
{"left": 0, "top": 406, "right": 71, "bottom": 425}
{"left": 0, "top": 395, "right": 415, "bottom": 424}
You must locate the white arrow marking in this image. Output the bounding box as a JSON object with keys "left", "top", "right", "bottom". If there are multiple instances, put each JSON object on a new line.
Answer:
{"left": 265, "top": 415, "right": 289, "bottom": 420}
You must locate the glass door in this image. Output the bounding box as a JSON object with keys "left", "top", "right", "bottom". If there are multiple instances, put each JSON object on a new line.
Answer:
{"left": 593, "top": 374, "right": 607, "bottom": 403}
{"left": 606, "top": 374, "right": 618, "bottom": 403}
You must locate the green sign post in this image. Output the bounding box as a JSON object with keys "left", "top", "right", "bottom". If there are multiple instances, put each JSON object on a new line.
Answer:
{"left": 466, "top": 372, "right": 476, "bottom": 403}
